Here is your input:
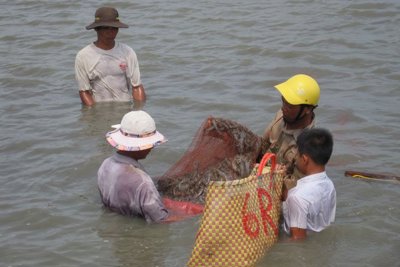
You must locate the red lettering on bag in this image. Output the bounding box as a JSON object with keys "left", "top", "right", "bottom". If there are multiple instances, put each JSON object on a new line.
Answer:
{"left": 242, "top": 188, "right": 278, "bottom": 238}
{"left": 242, "top": 192, "right": 260, "bottom": 238}
{"left": 257, "top": 188, "right": 278, "bottom": 236}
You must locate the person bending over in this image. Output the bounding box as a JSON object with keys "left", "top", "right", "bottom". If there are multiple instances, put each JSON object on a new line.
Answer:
{"left": 97, "top": 110, "right": 203, "bottom": 223}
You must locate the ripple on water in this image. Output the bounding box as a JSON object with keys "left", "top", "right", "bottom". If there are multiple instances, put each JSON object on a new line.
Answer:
{"left": 1, "top": 1, "right": 400, "bottom": 267}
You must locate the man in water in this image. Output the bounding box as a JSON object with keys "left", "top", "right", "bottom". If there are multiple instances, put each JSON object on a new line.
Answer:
{"left": 97, "top": 110, "right": 203, "bottom": 222}
{"left": 75, "top": 7, "right": 146, "bottom": 106}
{"left": 260, "top": 74, "right": 320, "bottom": 187}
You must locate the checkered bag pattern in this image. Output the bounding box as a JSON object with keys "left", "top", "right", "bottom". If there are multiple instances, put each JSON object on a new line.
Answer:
{"left": 187, "top": 153, "right": 284, "bottom": 267}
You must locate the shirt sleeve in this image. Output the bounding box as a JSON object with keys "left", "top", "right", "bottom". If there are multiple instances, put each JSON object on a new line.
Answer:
{"left": 137, "top": 181, "right": 168, "bottom": 223}
{"left": 285, "top": 194, "right": 308, "bottom": 229}
{"left": 75, "top": 51, "right": 92, "bottom": 91}
{"left": 125, "top": 47, "right": 142, "bottom": 87}
{"left": 263, "top": 110, "right": 282, "bottom": 139}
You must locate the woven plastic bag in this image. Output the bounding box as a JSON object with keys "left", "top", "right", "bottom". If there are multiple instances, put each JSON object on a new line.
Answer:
{"left": 187, "top": 153, "right": 284, "bottom": 267}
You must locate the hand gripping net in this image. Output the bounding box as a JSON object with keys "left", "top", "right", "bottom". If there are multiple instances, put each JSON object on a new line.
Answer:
{"left": 157, "top": 117, "right": 262, "bottom": 204}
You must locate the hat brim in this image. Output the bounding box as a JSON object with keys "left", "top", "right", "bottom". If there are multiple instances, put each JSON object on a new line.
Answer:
{"left": 274, "top": 83, "right": 303, "bottom": 105}
{"left": 106, "top": 128, "right": 167, "bottom": 151}
{"left": 86, "top": 21, "right": 129, "bottom": 30}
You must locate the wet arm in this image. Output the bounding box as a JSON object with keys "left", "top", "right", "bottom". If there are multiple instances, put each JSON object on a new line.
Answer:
{"left": 132, "top": 84, "right": 146, "bottom": 102}
{"left": 290, "top": 227, "right": 307, "bottom": 240}
{"left": 79, "top": 90, "right": 95, "bottom": 106}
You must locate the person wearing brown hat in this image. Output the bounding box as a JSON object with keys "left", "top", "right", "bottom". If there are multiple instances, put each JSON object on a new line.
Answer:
{"left": 75, "top": 7, "right": 146, "bottom": 106}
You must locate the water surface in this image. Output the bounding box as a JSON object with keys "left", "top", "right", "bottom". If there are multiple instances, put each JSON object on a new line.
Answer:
{"left": 1, "top": 1, "right": 399, "bottom": 266}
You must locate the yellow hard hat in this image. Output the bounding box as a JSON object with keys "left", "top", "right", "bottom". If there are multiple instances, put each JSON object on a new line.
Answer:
{"left": 274, "top": 74, "right": 320, "bottom": 106}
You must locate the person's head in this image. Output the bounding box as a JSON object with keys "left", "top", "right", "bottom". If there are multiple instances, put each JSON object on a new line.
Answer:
{"left": 106, "top": 110, "right": 167, "bottom": 159}
{"left": 274, "top": 74, "right": 320, "bottom": 125}
{"left": 295, "top": 128, "right": 333, "bottom": 173}
{"left": 86, "top": 7, "right": 128, "bottom": 31}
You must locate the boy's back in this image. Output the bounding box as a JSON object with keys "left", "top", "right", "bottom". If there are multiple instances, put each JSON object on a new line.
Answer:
{"left": 282, "top": 171, "right": 336, "bottom": 234}
{"left": 281, "top": 128, "right": 336, "bottom": 240}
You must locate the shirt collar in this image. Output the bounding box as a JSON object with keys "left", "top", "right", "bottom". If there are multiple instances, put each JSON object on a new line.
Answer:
{"left": 297, "top": 171, "right": 327, "bottom": 185}
{"left": 280, "top": 110, "right": 316, "bottom": 139}
{"left": 112, "top": 152, "right": 145, "bottom": 171}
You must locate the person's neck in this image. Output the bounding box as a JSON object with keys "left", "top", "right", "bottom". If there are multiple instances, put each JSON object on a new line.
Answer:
{"left": 304, "top": 165, "right": 325, "bottom": 177}
{"left": 94, "top": 39, "right": 115, "bottom": 50}
{"left": 117, "top": 150, "right": 140, "bottom": 160}
{"left": 286, "top": 112, "right": 314, "bottom": 130}
{"left": 117, "top": 149, "right": 150, "bottom": 161}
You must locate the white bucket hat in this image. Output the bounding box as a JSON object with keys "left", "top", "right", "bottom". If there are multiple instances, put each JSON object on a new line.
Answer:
{"left": 106, "top": 111, "right": 167, "bottom": 151}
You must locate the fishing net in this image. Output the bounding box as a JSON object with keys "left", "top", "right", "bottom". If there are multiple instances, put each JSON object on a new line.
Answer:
{"left": 187, "top": 153, "right": 284, "bottom": 267}
{"left": 157, "top": 117, "right": 263, "bottom": 204}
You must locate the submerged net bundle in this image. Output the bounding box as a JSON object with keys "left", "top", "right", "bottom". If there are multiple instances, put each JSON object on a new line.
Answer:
{"left": 157, "top": 117, "right": 262, "bottom": 204}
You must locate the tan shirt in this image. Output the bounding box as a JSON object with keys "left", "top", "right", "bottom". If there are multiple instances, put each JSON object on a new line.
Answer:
{"left": 262, "top": 109, "right": 315, "bottom": 179}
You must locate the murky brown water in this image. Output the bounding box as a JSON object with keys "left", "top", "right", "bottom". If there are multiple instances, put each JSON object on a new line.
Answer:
{"left": 1, "top": 1, "right": 399, "bottom": 266}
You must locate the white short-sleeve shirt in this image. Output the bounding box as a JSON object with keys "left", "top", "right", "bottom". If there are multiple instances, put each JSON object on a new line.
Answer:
{"left": 75, "top": 42, "right": 142, "bottom": 102}
{"left": 282, "top": 171, "right": 336, "bottom": 234}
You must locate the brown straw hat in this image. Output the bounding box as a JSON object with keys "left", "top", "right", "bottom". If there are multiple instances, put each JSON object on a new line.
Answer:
{"left": 86, "top": 7, "right": 129, "bottom": 30}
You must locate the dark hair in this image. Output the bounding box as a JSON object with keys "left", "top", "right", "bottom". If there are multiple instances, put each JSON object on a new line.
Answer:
{"left": 296, "top": 128, "right": 333, "bottom": 165}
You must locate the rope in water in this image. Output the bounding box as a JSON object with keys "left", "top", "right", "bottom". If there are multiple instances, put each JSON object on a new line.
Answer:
{"left": 345, "top": 171, "right": 400, "bottom": 183}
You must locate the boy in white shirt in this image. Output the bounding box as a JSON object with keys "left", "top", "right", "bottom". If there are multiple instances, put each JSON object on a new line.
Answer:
{"left": 282, "top": 128, "right": 336, "bottom": 240}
